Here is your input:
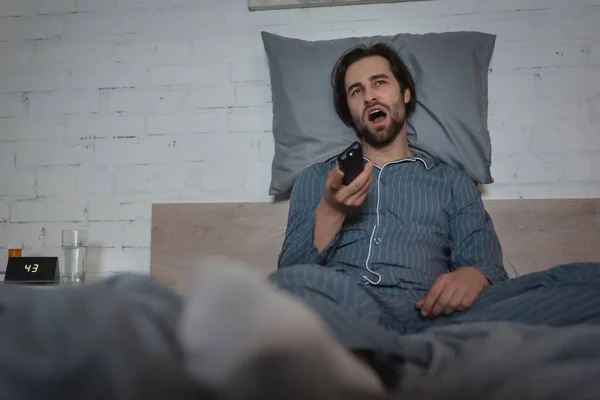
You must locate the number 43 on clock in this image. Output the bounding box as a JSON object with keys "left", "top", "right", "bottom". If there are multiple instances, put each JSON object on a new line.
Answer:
{"left": 25, "top": 264, "right": 39, "bottom": 273}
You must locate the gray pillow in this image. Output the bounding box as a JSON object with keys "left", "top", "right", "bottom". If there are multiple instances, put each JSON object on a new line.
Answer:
{"left": 261, "top": 31, "right": 497, "bottom": 196}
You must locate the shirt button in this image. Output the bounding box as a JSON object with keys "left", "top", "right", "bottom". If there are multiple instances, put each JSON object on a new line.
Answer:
{"left": 380, "top": 178, "right": 386, "bottom": 185}
{"left": 374, "top": 237, "right": 382, "bottom": 245}
{"left": 380, "top": 208, "right": 386, "bottom": 215}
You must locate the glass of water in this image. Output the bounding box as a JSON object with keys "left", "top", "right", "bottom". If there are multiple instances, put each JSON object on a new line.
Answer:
{"left": 62, "top": 229, "right": 88, "bottom": 285}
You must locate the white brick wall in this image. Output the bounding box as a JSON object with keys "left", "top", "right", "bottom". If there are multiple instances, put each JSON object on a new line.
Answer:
{"left": 1, "top": 0, "right": 599, "bottom": 278}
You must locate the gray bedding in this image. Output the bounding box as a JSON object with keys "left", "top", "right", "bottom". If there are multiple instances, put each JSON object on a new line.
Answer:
{"left": 1, "top": 274, "right": 599, "bottom": 400}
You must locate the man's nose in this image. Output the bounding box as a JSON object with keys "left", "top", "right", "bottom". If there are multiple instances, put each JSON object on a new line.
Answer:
{"left": 363, "top": 87, "right": 377, "bottom": 103}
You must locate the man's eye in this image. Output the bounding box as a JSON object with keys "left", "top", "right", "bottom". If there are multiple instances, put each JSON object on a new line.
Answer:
{"left": 376, "top": 80, "right": 385, "bottom": 85}
{"left": 351, "top": 88, "right": 362, "bottom": 96}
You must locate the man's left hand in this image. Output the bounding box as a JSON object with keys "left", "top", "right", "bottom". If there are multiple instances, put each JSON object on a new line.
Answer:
{"left": 415, "top": 266, "right": 489, "bottom": 318}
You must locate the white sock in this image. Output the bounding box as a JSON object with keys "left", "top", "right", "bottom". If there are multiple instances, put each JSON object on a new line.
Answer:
{"left": 177, "top": 256, "right": 385, "bottom": 398}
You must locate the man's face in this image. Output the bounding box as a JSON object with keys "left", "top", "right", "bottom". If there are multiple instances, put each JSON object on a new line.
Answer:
{"left": 344, "top": 55, "right": 411, "bottom": 148}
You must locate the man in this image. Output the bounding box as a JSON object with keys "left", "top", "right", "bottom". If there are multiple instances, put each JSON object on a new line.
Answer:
{"left": 274, "top": 42, "right": 509, "bottom": 328}
{"left": 268, "top": 42, "right": 600, "bottom": 331}
{"left": 178, "top": 42, "right": 600, "bottom": 397}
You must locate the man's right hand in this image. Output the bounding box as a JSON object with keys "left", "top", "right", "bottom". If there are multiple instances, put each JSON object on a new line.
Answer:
{"left": 322, "top": 161, "right": 374, "bottom": 214}
{"left": 313, "top": 161, "right": 374, "bottom": 253}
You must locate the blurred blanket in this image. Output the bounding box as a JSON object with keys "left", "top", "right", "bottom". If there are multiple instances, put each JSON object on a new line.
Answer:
{"left": 1, "top": 275, "right": 599, "bottom": 400}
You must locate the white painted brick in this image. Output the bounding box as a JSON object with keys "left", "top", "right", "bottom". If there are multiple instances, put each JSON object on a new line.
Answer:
{"left": 229, "top": 57, "right": 270, "bottom": 82}
{"left": 150, "top": 63, "right": 229, "bottom": 86}
{"left": 491, "top": 44, "right": 588, "bottom": 72}
{"left": 155, "top": 163, "right": 192, "bottom": 193}
{"left": 563, "top": 152, "right": 600, "bottom": 182}
{"left": 140, "top": 11, "right": 225, "bottom": 40}
{"left": 36, "top": 166, "right": 78, "bottom": 196}
{"left": 242, "top": 160, "right": 274, "bottom": 201}
{"left": 0, "top": 71, "right": 68, "bottom": 94}
{"left": 88, "top": 221, "right": 123, "bottom": 247}
{"left": 181, "top": 162, "right": 204, "bottom": 193}
{"left": 0, "top": 0, "right": 37, "bottom": 17}
{"left": 112, "top": 41, "right": 157, "bottom": 63}
{"left": 192, "top": 36, "right": 265, "bottom": 62}
{"left": 516, "top": 182, "right": 600, "bottom": 200}
{"left": 453, "top": 12, "right": 536, "bottom": 44}
{"left": 590, "top": 92, "right": 600, "bottom": 128}
{"left": 0, "top": 223, "right": 46, "bottom": 247}
{"left": 490, "top": 154, "right": 519, "bottom": 184}
{"left": 66, "top": 13, "right": 141, "bottom": 36}
{"left": 0, "top": 144, "right": 15, "bottom": 168}
{"left": 76, "top": 0, "right": 116, "bottom": 12}
{"left": 34, "top": 39, "right": 112, "bottom": 69}
{"left": 86, "top": 247, "right": 150, "bottom": 274}
{"left": 0, "top": 118, "right": 66, "bottom": 142}
{"left": 174, "top": 133, "right": 257, "bottom": 163}
{"left": 234, "top": 83, "right": 272, "bottom": 107}
{"left": 0, "top": 169, "right": 36, "bottom": 196}
{"left": 121, "top": 220, "right": 151, "bottom": 247}
{"left": 16, "top": 141, "right": 92, "bottom": 167}
{"left": 488, "top": 0, "right": 600, "bottom": 12}
{"left": 106, "top": 88, "right": 184, "bottom": 114}
{"left": 228, "top": 106, "right": 273, "bottom": 132}
{"left": 0, "top": 94, "right": 25, "bottom": 117}
{"left": 116, "top": 164, "right": 159, "bottom": 193}
{"left": 0, "top": 16, "right": 63, "bottom": 41}
{"left": 87, "top": 199, "right": 149, "bottom": 221}
{"left": 10, "top": 199, "right": 85, "bottom": 222}
{"left": 67, "top": 115, "right": 145, "bottom": 139}
{"left": 483, "top": 0, "right": 560, "bottom": 12}
{"left": 155, "top": 40, "right": 193, "bottom": 63}
{"left": 29, "top": 90, "right": 100, "bottom": 115}
{"left": 515, "top": 153, "right": 563, "bottom": 184}
{"left": 531, "top": 125, "right": 598, "bottom": 153}
{"left": 479, "top": 184, "right": 521, "bottom": 200}
{"left": 187, "top": 85, "right": 235, "bottom": 109}
{"left": 116, "top": 164, "right": 187, "bottom": 194}
{"left": 201, "top": 160, "right": 245, "bottom": 193}
{"left": 0, "top": 42, "right": 35, "bottom": 69}
{"left": 533, "top": 8, "right": 600, "bottom": 41}
{"left": 116, "top": 0, "right": 189, "bottom": 9}
{"left": 258, "top": 133, "right": 274, "bottom": 162}
{"left": 113, "top": 39, "right": 192, "bottom": 65}
{"left": 488, "top": 73, "right": 537, "bottom": 103}
{"left": 38, "top": 0, "right": 77, "bottom": 14}
{"left": 147, "top": 110, "right": 228, "bottom": 135}
{"left": 488, "top": 117, "right": 533, "bottom": 154}
{"left": 532, "top": 69, "right": 586, "bottom": 105}
{"left": 92, "top": 136, "right": 173, "bottom": 164}
{"left": 78, "top": 165, "right": 116, "bottom": 194}
{"left": 73, "top": 220, "right": 144, "bottom": 248}
{"left": 0, "top": 199, "right": 9, "bottom": 222}
{"left": 72, "top": 66, "right": 147, "bottom": 90}
{"left": 591, "top": 44, "right": 600, "bottom": 65}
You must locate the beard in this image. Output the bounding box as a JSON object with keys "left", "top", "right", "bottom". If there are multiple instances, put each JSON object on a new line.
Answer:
{"left": 353, "top": 99, "right": 407, "bottom": 149}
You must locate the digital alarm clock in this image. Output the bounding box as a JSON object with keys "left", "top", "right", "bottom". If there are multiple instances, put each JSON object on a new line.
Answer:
{"left": 4, "top": 257, "right": 60, "bottom": 285}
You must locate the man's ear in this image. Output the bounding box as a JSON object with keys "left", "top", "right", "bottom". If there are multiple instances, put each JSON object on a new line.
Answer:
{"left": 403, "top": 88, "right": 411, "bottom": 105}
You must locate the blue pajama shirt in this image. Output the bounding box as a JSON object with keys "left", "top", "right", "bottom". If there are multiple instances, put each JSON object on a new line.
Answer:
{"left": 267, "top": 152, "right": 600, "bottom": 350}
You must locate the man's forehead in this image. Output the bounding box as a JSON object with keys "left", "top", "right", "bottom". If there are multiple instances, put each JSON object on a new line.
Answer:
{"left": 345, "top": 56, "right": 392, "bottom": 86}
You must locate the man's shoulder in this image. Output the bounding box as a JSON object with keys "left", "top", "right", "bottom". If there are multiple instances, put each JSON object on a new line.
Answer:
{"left": 416, "top": 151, "right": 477, "bottom": 186}
{"left": 291, "top": 159, "right": 335, "bottom": 192}
{"left": 296, "top": 159, "right": 335, "bottom": 181}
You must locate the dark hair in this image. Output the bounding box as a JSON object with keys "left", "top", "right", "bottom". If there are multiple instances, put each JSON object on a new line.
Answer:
{"left": 331, "top": 43, "right": 417, "bottom": 128}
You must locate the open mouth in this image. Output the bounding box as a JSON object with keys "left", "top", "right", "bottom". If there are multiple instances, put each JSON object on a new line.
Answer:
{"left": 368, "top": 108, "right": 388, "bottom": 125}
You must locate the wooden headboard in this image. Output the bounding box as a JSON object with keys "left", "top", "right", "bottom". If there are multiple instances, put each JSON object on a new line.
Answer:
{"left": 150, "top": 199, "right": 600, "bottom": 295}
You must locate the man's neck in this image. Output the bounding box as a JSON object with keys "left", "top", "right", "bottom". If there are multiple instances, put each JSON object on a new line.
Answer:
{"left": 362, "top": 130, "right": 414, "bottom": 167}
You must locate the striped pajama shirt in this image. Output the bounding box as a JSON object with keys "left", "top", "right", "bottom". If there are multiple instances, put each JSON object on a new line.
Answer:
{"left": 267, "top": 152, "right": 600, "bottom": 352}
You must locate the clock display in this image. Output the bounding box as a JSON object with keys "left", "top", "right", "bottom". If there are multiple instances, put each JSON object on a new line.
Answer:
{"left": 4, "top": 257, "right": 60, "bottom": 285}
